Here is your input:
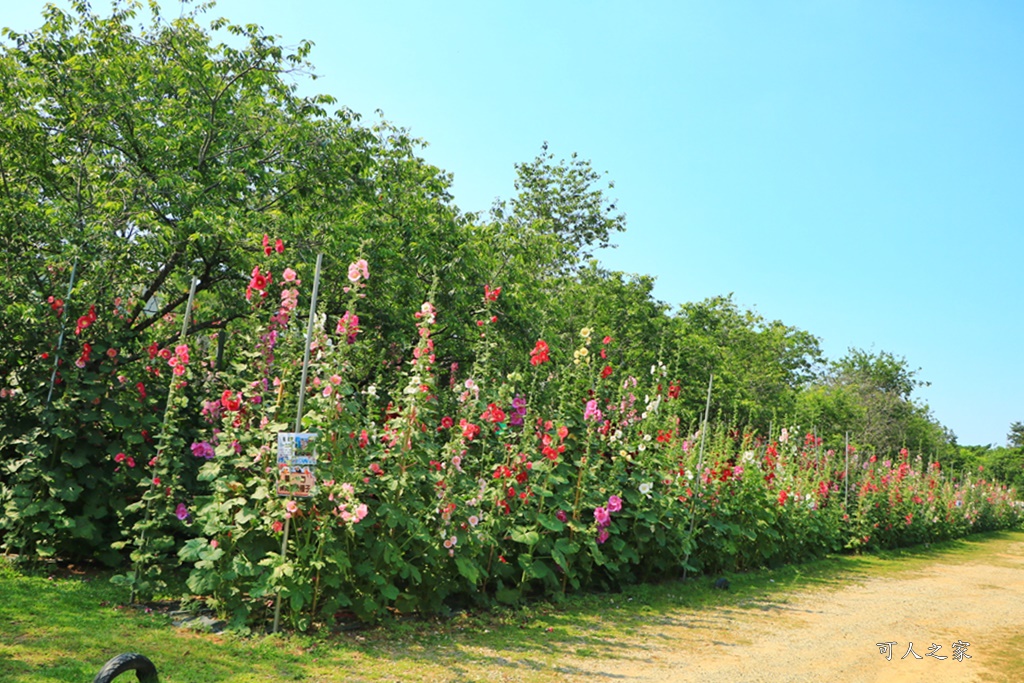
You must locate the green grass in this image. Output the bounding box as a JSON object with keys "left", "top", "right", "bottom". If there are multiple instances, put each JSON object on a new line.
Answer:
{"left": 2, "top": 530, "right": 1023, "bottom": 682}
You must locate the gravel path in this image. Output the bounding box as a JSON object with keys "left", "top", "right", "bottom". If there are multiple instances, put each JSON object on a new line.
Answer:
{"left": 557, "top": 533, "right": 1024, "bottom": 682}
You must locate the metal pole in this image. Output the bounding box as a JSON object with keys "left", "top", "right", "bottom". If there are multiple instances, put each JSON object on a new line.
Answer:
{"left": 180, "top": 277, "right": 199, "bottom": 338}
{"left": 844, "top": 432, "right": 850, "bottom": 512}
{"left": 682, "top": 373, "right": 713, "bottom": 581}
{"left": 131, "top": 276, "right": 199, "bottom": 603}
{"left": 273, "top": 254, "right": 323, "bottom": 634}
{"left": 46, "top": 259, "right": 79, "bottom": 405}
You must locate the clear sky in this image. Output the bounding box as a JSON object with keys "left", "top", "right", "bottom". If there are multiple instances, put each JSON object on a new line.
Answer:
{"left": 6, "top": 1, "right": 1022, "bottom": 446}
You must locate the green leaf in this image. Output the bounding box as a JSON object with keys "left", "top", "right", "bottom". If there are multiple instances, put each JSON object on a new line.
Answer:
{"left": 454, "top": 557, "right": 480, "bottom": 584}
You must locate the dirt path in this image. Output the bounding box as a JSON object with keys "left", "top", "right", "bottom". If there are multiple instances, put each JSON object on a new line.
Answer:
{"left": 553, "top": 533, "right": 1024, "bottom": 683}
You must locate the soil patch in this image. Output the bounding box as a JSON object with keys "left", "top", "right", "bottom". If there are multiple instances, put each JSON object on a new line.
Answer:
{"left": 552, "top": 534, "right": 1024, "bottom": 682}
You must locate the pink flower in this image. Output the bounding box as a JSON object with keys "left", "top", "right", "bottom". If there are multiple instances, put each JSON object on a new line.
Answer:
{"left": 584, "top": 399, "right": 603, "bottom": 422}
{"left": 192, "top": 440, "right": 216, "bottom": 462}
{"left": 329, "top": 374, "right": 342, "bottom": 385}
{"left": 594, "top": 506, "right": 611, "bottom": 528}
{"left": 282, "top": 267, "right": 297, "bottom": 282}
{"left": 272, "top": 520, "right": 284, "bottom": 533}
{"left": 285, "top": 500, "right": 298, "bottom": 518}
{"left": 210, "top": 539, "right": 219, "bottom": 549}
{"left": 596, "top": 528, "right": 610, "bottom": 544}
{"left": 347, "top": 259, "right": 369, "bottom": 283}
{"left": 607, "top": 495, "right": 622, "bottom": 513}
{"left": 354, "top": 503, "right": 368, "bottom": 522}
{"left": 175, "top": 503, "right": 189, "bottom": 520}
{"left": 555, "top": 510, "right": 568, "bottom": 523}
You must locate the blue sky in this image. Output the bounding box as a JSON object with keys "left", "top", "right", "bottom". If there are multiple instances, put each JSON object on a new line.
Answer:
{"left": 6, "top": 1, "right": 1022, "bottom": 446}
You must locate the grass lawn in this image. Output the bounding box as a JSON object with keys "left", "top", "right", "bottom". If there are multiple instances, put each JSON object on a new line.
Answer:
{"left": 2, "top": 530, "right": 1023, "bottom": 682}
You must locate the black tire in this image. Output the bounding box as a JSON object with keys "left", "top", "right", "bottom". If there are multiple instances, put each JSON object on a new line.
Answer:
{"left": 92, "top": 653, "right": 159, "bottom": 683}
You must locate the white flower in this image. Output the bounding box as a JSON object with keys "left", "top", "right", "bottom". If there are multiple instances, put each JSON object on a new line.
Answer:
{"left": 639, "top": 482, "right": 654, "bottom": 497}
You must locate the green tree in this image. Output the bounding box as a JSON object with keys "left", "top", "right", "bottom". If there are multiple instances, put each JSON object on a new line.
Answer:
{"left": 800, "top": 348, "right": 952, "bottom": 457}
{"left": 667, "top": 295, "right": 822, "bottom": 433}
{"left": 0, "top": 0, "right": 377, "bottom": 560}
{"left": 1008, "top": 421, "right": 1024, "bottom": 449}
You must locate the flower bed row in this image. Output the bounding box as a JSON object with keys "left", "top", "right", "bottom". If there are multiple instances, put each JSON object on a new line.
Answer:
{"left": 162, "top": 259, "right": 1021, "bottom": 630}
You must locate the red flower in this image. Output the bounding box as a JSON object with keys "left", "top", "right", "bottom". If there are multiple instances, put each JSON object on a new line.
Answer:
{"left": 438, "top": 416, "right": 454, "bottom": 431}
{"left": 220, "top": 390, "right": 242, "bottom": 412}
{"left": 459, "top": 418, "right": 480, "bottom": 441}
{"left": 250, "top": 267, "right": 268, "bottom": 290}
{"left": 275, "top": 238, "right": 284, "bottom": 254}
{"left": 777, "top": 489, "right": 789, "bottom": 506}
{"left": 480, "top": 403, "right": 506, "bottom": 424}
{"left": 74, "top": 305, "right": 97, "bottom": 335}
{"left": 600, "top": 365, "right": 613, "bottom": 379}
{"left": 668, "top": 382, "right": 681, "bottom": 399}
{"left": 262, "top": 234, "right": 271, "bottom": 256}
{"left": 530, "top": 339, "right": 550, "bottom": 366}
{"left": 484, "top": 285, "right": 501, "bottom": 302}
